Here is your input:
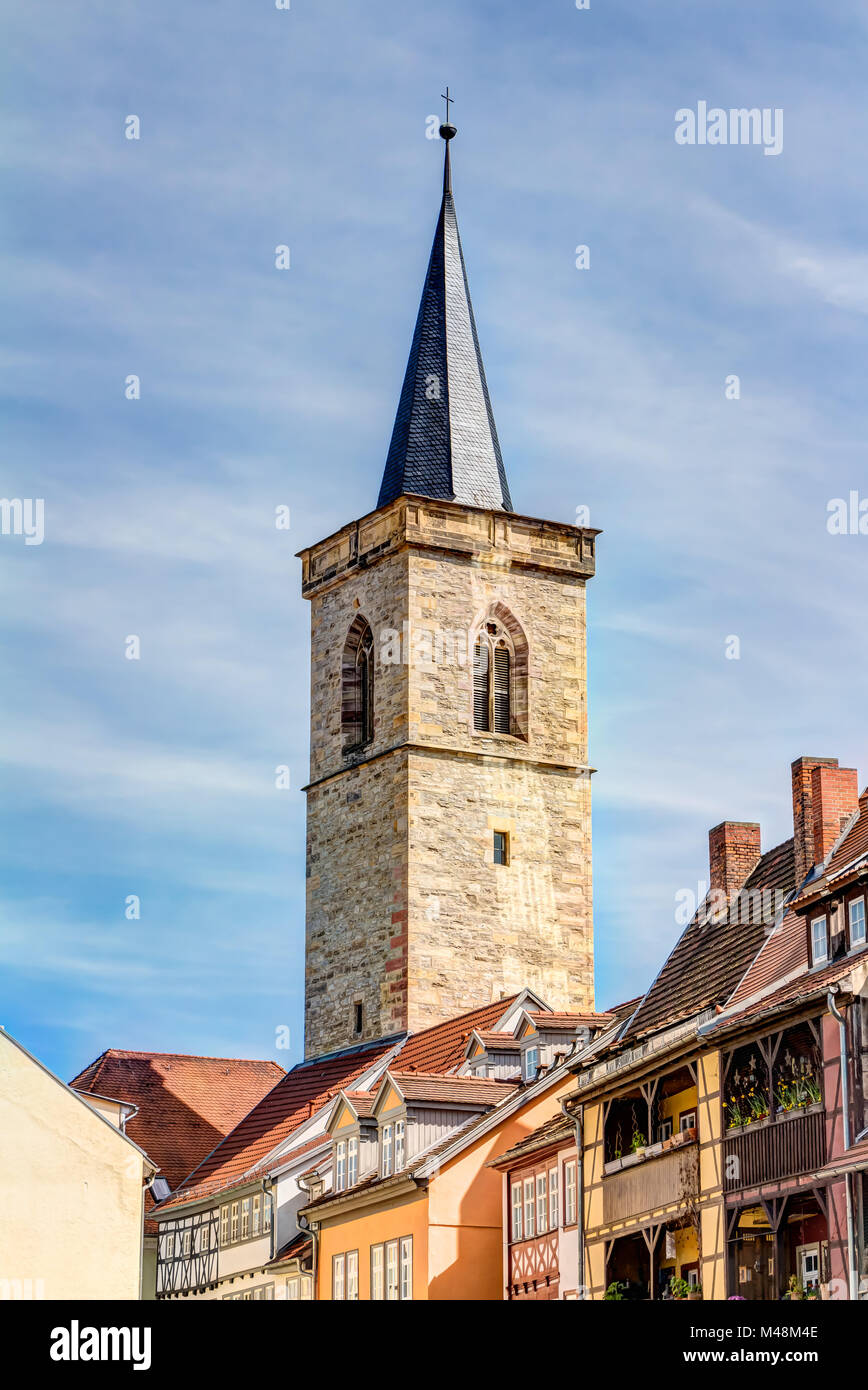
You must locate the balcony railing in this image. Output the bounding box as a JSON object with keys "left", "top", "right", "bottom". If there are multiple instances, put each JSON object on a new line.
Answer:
{"left": 723, "top": 1107, "right": 825, "bottom": 1191}
{"left": 603, "top": 1142, "right": 698, "bottom": 1225}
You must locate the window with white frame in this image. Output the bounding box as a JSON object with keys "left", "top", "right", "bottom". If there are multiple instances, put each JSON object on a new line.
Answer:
{"left": 399, "top": 1236, "right": 412, "bottom": 1301}
{"left": 679, "top": 1111, "right": 697, "bottom": 1133}
{"left": 220, "top": 1205, "right": 229, "bottom": 1246}
{"left": 263, "top": 1190, "right": 272, "bottom": 1231}
{"left": 347, "top": 1136, "right": 359, "bottom": 1187}
{"left": 564, "top": 1160, "right": 577, "bottom": 1226}
{"left": 523, "top": 1176, "right": 535, "bottom": 1239}
{"left": 381, "top": 1123, "right": 394, "bottom": 1177}
{"left": 657, "top": 1117, "right": 673, "bottom": 1142}
{"left": 536, "top": 1172, "right": 547, "bottom": 1234}
{"left": 230, "top": 1201, "right": 239, "bottom": 1242}
{"left": 548, "top": 1166, "right": 559, "bottom": 1229}
{"left": 301, "top": 1275, "right": 313, "bottom": 1300}
{"left": 511, "top": 1182, "right": 523, "bottom": 1241}
{"left": 811, "top": 916, "right": 828, "bottom": 965}
{"left": 523, "top": 1046, "right": 540, "bottom": 1082}
{"left": 200, "top": 1224, "right": 210, "bottom": 1253}
{"left": 849, "top": 897, "right": 866, "bottom": 947}
{"left": 395, "top": 1119, "right": 405, "bottom": 1171}
{"left": 371, "top": 1243, "right": 384, "bottom": 1300}
{"left": 335, "top": 1139, "right": 347, "bottom": 1192}
{"left": 287, "top": 1277, "right": 300, "bottom": 1300}
{"left": 385, "top": 1239, "right": 399, "bottom": 1300}
{"left": 182, "top": 1228, "right": 192, "bottom": 1257}
{"left": 332, "top": 1254, "right": 345, "bottom": 1301}
{"left": 241, "top": 1196, "right": 251, "bottom": 1239}
{"left": 346, "top": 1250, "right": 359, "bottom": 1300}
{"left": 252, "top": 1193, "right": 261, "bottom": 1236}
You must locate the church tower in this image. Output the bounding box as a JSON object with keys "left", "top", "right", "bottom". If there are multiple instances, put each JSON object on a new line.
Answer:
{"left": 299, "top": 118, "right": 598, "bottom": 1060}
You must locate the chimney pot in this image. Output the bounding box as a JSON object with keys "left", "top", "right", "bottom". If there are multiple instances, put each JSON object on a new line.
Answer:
{"left": 708, "top": 822, "right": 762, "bottom": 900}
{"left": 791, "top": 757, "right": 841, "bottom": 886}
{"left": 811, "top": 762, "right": 859, "bottom": 865}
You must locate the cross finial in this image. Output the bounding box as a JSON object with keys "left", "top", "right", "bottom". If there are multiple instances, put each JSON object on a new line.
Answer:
{"left": 441, "top": 86, "right": 454, "bottom": 123}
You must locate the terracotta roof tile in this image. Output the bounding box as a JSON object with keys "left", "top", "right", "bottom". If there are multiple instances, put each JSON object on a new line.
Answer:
{"left": 527, "top": 1010, "right": 614, "bottom": 1029}
{"left": 154, "top": 1039, "right": 394, "bottom": 1211}
{"left": 728, "top": 908, "right": 808, "bottom": 1007}
{"left": 69, "top": 1049, "right": 284, "bottom": 1201}
{"left": 822, "top": 791, "right": 868, "bottom": 879}
{"left": 473, "top": 1030, "right": 521, "bottom": 1050}
{"left": 392, "top": 996, "right": 519, "bottom": 1074}
{"left": 389, "top": 1072, "right": 517, "bottom": 1106}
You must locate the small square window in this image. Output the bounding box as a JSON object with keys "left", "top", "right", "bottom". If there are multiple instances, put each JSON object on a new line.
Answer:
{"left": 493, "top": 831, "right": 509, "bottom": 865}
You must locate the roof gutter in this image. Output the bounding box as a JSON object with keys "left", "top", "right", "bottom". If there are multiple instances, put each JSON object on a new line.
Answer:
{"left": 827, "top": 985, "right": 858, "bottom": 1301}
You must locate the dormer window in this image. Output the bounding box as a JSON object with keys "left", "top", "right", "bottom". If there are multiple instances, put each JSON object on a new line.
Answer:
{"left": 811, "top": 916, "right": 828, "bottom": 966}
{"left": 394, "top": 1120, "right": 405, "bottom": 1171}
{"left": 335, "top": 1140, "right": 347, "bottom": 1192}
{"left": 523, "top": 1045, "right": 540, "bottom": 1082}
{"left": 849, "top": 897, "right": 866, "bottom": 948}
{"left": 347, "top": 1136, "right": 359, "bottom": 1187}
{"left": 381, "top": 1123, "right": 394, "bottom": 1177}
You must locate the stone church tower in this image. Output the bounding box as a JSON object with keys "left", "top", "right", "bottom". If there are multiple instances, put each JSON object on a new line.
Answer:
{"left": 299, "top": 122, "right": 598, "bottom": 1059}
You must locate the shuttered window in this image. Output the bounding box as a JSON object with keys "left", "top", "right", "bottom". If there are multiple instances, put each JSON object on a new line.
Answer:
{"left": 493, "top": 644, "right": 510, "bottom": 732}
{"left": 473, "top": 624, "right": 511, "bottom": 734}
{"left": 473, "top": 639, "right": 489, "bottom": 730}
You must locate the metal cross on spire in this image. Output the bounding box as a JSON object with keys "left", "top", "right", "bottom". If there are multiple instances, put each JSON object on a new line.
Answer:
{"left": 441, "top": 86, "right": 454, "bottom": 123}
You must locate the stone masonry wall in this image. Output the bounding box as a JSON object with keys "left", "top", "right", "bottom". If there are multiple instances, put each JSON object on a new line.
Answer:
{"left": 300, "top": 496, "right": 597, "bottom": 1058}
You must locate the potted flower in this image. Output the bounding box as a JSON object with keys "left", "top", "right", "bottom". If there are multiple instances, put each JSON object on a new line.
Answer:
{"left": 669, "top": 1276, "right": 690, "bottom": 1301}
{"left": 687, "top": 1282, "right": 702, "bottom": 1302}
{"left": 604, "top": 1280, "right": 627, "bottom": 1301}
{"left": 785, "top": 1274, "right": 805, "bottom": 1301}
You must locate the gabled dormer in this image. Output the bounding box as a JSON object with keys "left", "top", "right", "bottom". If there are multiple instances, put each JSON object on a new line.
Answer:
{"left": 514, "top": 1010, "right": 614, "bottom": 1082}
{"left": 462, "top": 1029, "right": 523, "bottom": 1081}
{"left": 325, "top": 1091, "right": 379, "bottom": 1194}
{"left": 370, "top": 1070, "right": 515, "bottom": 1176}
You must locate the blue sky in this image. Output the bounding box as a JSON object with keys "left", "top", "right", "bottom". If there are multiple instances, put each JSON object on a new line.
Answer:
{"left": 3, "top": 0, "right": 867, "bottom": 1083}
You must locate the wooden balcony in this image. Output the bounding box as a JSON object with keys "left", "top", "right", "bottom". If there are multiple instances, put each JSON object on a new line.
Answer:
{"left": 723, "top": 1108, "right": 825, "bottom": 1191}
{"left": 603, "top": 1142, "right": 698, "bottom": 1225}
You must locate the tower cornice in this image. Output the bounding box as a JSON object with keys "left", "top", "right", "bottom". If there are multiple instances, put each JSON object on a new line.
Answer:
{"left": 297, "top": 494, "right": 599, "bottom": 600}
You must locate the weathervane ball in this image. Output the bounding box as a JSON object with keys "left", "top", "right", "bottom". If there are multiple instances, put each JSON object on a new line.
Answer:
{"left": 439, "top": 123, "right": 457, "bottom": 141}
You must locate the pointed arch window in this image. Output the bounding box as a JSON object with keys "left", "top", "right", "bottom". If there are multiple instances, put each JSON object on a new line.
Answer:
{"left": 342, "top": 617, "right": 374, "bottom": 751}
{"left": 473, "top": 621, "right": 512, "bottom": 735}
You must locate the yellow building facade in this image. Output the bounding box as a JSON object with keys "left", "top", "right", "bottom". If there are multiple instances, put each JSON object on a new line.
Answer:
{"left": 0, "top": 1029, "right": 155, "bottom": 1300}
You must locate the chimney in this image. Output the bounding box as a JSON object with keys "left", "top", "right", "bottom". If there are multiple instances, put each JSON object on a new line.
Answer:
{"left": 811, "top": 762, "right": 859, "bottom": 865}
{"left": 708, "top": 822, "right": 762, "bottom": 900}
{"left": 791, "top": 757, "right": 857, "bottom": 883}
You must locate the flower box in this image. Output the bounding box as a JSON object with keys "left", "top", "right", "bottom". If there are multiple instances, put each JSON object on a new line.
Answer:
{"left": 604, "top": 1158, "right": 623, "bottom": 1175}
{"left": 620, "top": 1151, "right": 643, "bottom": 1169}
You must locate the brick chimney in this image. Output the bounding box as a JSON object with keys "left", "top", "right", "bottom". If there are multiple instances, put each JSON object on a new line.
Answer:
{"left": 708, "top": 822, "right": 762, "bottom": 900}
{"left": 811, "top": 762, "right": 859, "bottom": 865}
{"left": 791, "top": 757, "right": 859, "bottom": 883}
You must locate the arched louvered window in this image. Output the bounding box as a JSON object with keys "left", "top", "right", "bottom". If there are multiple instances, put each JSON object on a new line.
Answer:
{"left": 473, "top": 621, "right": 512, "bottom": 734}
{"left": 342, "top": 617, "right": 374, "bottom": 750}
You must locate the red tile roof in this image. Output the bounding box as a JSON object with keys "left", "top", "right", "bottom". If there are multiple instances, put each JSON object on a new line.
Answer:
{"left": 153, "top": 1039, "right": 395, "bottom": 1211}
{"left": 727, "top": 909, "right": 807, "bottom": 1007}
{"left": 391, "top": 996, "right": 519, "bottom": 1074}
{"left": 527, "top": 1010, "right": 614, "bottom": 1029}
{"left": 822, "top": 790, "right": 868, "bottom": 879}
{"left": 388, "top": 1072, "right": 517, "bottom": 1106}
{"left": 473, "top": 1030, "right": 522, "bottom": 1050}
{"left": 69, "top": 1050, "right": 285, "bottom": 1194}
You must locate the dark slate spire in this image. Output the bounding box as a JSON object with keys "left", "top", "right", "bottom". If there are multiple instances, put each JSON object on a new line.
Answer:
{"left": 377, "top": 115, "right": 512, "bottom": 513}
